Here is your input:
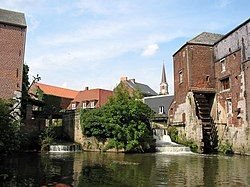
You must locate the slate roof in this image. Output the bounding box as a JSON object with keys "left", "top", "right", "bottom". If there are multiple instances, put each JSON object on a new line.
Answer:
{"left": 144, "top": 95, "right": 174, "bottom": 114}
{"left": 34, "top": 83, "right": 79, "bottom": 99}
{"left": 0, "top": 8, "right": 26, "bottom": 28}
{"left": 126, "top": 79, "right": 158, "bottom": 96}
{"left": 188, "top": 32, "right": 224, "bottom": 45}
{"left": 173, "top": 32, "right": 224, "bottom": 56}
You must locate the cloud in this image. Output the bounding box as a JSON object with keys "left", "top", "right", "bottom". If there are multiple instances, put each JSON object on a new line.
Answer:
{"left": 216, "top": 0, "right": 233, "bottom": 8}
{"left": 141, "top": 44, "right": 159, "bottom": 56}
{"left": 16, "top": 0, "right": 237, "bottom": 92}
{"left": 0, "top": 0, "right": 39, "bottom": 11}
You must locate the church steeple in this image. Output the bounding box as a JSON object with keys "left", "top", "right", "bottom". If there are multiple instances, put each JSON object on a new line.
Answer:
{"left": 161, "top": 63, "right": 167, "bottom": 84}
{"left": 160, "top": 63, "right": 169, "bottom": 95}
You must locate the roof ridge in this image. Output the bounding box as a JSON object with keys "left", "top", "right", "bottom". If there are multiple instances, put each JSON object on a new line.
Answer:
{"left": 36, "top": 82, "right": 78, "bottom": 92}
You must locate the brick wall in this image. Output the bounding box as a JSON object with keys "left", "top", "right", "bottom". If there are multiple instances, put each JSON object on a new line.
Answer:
{"left": 215, "top": 50, "right": 243, "bottom": 127}
{"left": 0, "top": 24, "right": 26, "bottom": 99}
{"left": 173, "top": 46, "right": 189, "bottom": 104}
{"left": 188, "top": 45, "right": 215, "bottom": 90}
{"left": 99, "top": 90, "right": 113, "bottom": 107}
{"left": 173, "top": 44, "right": 215, "bottom": 105}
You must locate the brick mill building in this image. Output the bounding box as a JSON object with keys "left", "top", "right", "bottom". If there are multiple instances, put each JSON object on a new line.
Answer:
{"left": 171, "top": 18, "right": 250, "bottom": 154}
{"left": 0, "top": 8, "right": 26, "bottom": 100}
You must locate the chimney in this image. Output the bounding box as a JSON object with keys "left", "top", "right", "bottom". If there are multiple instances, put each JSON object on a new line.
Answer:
{"left": 130, "top": 79, "right": 135, "bottom": 83}
{"left": 85, "top": 87, "right": 89, "bottom": 90}
{"left": 120, "top": 76, "right": 128, "bottom": 82}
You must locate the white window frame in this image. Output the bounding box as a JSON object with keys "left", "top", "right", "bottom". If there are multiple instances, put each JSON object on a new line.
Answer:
{"left": 72, "top": 103, "right": 76, "bottom": 110}
{"left": 90, "top": 101, "right": 95, "bottom": 108}
{"left": 82, "top": 102, "right": 87, "bottom": 109}
{"left": 159, "top": 106, "right": 165, "bottom": 114}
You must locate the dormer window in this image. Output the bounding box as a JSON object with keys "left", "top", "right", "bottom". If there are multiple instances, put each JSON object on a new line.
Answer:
{"left": 90, "top": 101, "right": 95, "bottom": 108}
{"left": 72, "top": 103, "right": 76, "bottom": 110}
{"left": 159, "top": 106, "right": 165, "bottom": 114}
{"left": 82, "top": 102, "right": 87, "bottom": 109}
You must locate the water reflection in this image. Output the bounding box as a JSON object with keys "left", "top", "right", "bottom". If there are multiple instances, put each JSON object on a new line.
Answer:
{"left": 0, "top": 152, "right": 249, "bottom": 186}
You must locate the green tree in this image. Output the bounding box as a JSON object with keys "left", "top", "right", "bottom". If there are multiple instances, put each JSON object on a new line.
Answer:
{"left": 21, "top": 64, "right": 30, "bottom": 119}
{"left": 0, "top": 99, "right": 22, "bottom": 154}
{"left": 80, "top": 85, "right": 155, "bottom": 152}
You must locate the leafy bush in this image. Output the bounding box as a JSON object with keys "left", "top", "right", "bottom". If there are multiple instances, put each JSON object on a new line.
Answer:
{"left": 182, "top": 139, "right": 198, "bottom": 152}
{"left": 0, "top": 99, "right": 22, "bottom": 154}
{"left": 218, "top": 140, "right": 234, "bottom": 155}
{"left": 80, "top": 85, "right": 155, "bottom": 152}
{"left": 167, "top": 126, "right": 198, "bottom": 152}
{"left": 39, "top": 125, "right": 56, "bottom": 151}
{"left": 167, "top": 126, "right": 179, "bottom": 142}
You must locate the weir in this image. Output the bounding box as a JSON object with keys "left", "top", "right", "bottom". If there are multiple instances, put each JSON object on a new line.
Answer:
{"left": 49, "top": 143, "right": 82, "bottom": 152}
{"left": 153, "top": 128, "right": 192, "bottom": 154}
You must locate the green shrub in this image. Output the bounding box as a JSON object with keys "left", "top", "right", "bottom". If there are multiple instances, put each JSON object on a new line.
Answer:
{"left": 167, "top": 126, "right": 179, "bottom": 142}
{"left": 218, "top": 140, "right": 234, "bottom": 155}
{"left": 182, "top": 139, "right": 198, "bottom": 152}
{"left": 167, "top": 126, "right": 198, "bottom": 152}
{"left": 0, "top": 99, "right": 22, "bottom": 154}
{"left": 80, "top": 85, "right": 154, "bottom": 153}
{"left": 39, "top": 125, "right": 56, "bottom": 151}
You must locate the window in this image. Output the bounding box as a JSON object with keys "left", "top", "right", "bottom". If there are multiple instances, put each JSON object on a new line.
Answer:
{"left": 90, "top": 101, "right": 95, "bottom": 108}
{"left": 82, "top": 102, "right": 87, "bottom": 109}
{"left": 72, "top": 103, "right": 76, "bottom": 110}
{"left": 226, "top": 99, "right": 232, "bottom": 115}
{"left": 220, "top": 77, "right": 230, "bottom": 91}
{"left": 221, "top": 59, "right": 226, "bottom": 72}
{"left": 179, "top": 70, "right": 183, "bottom": 84}
{"left": 206, "top": 75, "right": 210, "bottom": 82}
{"left": 159, "top": 106, "right": 165, "bottom": 114}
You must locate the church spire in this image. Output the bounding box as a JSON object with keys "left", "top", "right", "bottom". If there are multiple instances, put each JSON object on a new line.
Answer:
{"left": 161, "top": 63, "right": 167, "bottom": 84}
{"left": 160, "top": 62, "right": 169, "bottom": 95}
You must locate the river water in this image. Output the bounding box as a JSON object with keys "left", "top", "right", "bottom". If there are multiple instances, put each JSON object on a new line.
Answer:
{"left": 0, "top": 152, "right": 249, "bottom": 186}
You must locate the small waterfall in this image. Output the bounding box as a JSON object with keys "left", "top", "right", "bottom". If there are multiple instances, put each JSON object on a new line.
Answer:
{"left": 153, "top": 128, "right": 193, "bottom": 154}
{"left": 49, "top": 144, "right": 82, "bottom": 152}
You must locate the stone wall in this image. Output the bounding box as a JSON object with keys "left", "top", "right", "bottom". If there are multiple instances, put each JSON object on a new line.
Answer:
{"left": 244, "top": 60, "right": 250, "bottom": 126}
{"left": 62, "top": 111, "right": 124, "bottom": 152}
{"left": 172, "top": 92, "right": 203, "bottom": 151}
{"left": 22, "top": 117, "right": 46, "bottom": 135}
{"left": 62, "top": 111, "right": 76, "bottom": 141}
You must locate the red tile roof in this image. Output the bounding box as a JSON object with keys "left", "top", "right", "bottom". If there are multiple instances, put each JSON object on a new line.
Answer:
{"left": 35, "top": 83, "right": 79, "bottom": 99}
